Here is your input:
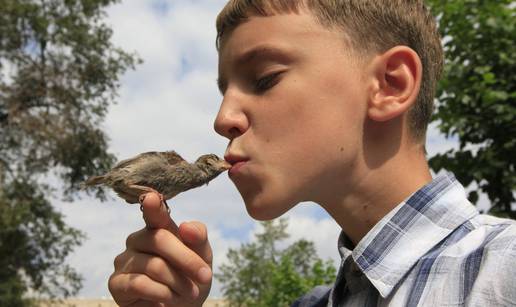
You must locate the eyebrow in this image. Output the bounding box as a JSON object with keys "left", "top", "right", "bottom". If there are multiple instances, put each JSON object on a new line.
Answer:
{"left": 217, "top": 46, "right": 292, "bottom": 94}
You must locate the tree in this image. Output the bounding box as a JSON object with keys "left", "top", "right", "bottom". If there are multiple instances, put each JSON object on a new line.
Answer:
{"left": 426, "top": 1, "right": 516, "bottom": 218}
{"left": 0, "top": 0, "right": 139, "bottom": 305}
{"left": 216, "top": 219, "right": 336, "bottom": 307}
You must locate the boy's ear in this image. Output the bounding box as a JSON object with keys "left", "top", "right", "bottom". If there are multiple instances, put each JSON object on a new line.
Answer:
{"left": 367, "top": 46, "right": 422, "bottom": 122}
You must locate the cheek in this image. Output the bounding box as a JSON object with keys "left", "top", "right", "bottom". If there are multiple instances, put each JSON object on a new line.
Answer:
{"left": 243, "top": 71, "right": 366, "bottom": 206}
{"left": 261, "top": 86, "right": 364, "bottom": 195}
{"left": 264, "top": 88, "right": 361, "bottom": 161}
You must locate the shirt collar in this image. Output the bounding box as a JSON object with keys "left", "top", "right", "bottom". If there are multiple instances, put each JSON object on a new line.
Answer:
{"left": 338, "top": 172, "right": 479, "bottom": 298}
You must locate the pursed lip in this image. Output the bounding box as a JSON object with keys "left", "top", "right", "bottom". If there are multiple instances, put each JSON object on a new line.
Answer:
{"left": 224, "top": 153, "right": 250, "bottom": 175}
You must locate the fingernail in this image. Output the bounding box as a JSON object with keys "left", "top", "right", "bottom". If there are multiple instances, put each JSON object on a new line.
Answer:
{"left": 197, "top": 267, "right": 212, "bottom": 284}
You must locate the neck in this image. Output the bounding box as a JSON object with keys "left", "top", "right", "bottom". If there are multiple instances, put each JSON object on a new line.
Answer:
{"left": 318, "top": 121, "right": 432, "bottom": 247}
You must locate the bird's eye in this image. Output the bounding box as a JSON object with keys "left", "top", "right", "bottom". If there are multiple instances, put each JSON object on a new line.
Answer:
{"left": 254, "top": 72, "right": 282, "bottom": 93}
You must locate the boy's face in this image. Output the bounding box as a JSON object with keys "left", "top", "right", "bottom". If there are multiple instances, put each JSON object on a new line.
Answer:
{"left": 215, "top": 11, "right": 371, "bottom": 220}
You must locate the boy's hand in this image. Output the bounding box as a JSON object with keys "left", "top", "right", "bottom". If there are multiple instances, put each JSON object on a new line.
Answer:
{"left": 108, "top": 192, "right": 213, "bottom": 307}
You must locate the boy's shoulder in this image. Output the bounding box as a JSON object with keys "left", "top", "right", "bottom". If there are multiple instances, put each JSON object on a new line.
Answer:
{"left": 425, "top": 212, "right": 516, "bottom": 275}
{"left": 407, "top": 213, "right": 516, "bottom": 305}
{"left": 446, "top": 213, "right": 516, "bottom": 259}
{"left": 470, "top": 213, "right": 516, "bottom": 249}
{"left": 461, "top": 214, "right": 516, "bottom": 305}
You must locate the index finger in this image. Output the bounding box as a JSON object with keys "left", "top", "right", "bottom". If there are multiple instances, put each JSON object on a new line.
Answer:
{"left": 127, "top": 228, "right": 212, "bottom": 285}
{"left": 140, "top": 192, "right": 179, "bottom": 234}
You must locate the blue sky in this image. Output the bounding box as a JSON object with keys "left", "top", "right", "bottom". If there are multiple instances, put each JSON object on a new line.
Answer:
{"left": 52, "top": 0, "right": 469, "bottom": 299}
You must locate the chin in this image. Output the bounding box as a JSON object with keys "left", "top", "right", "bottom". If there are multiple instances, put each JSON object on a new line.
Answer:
{"left": 246, "top": 206, "right": 280, "bottom": 221}
{"left": 241, "top": 190, "right": 296, "bottom": 221}
{"left": 233, "top": 172, "right": 300, "bottom": 220}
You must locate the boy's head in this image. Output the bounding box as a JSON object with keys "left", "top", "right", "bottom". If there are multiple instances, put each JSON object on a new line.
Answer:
{"left": 216, "top": 0, "right": 443, "bottom": 142}
{"left": 214, "top": 1, "right": 443, "bottom": 220}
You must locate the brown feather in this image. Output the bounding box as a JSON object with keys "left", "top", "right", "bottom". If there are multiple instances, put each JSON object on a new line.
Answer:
{"left": 82, "top": 151, "right": 230, "bottom": 205}
{"left": 83, "top": 175, "right": 106, "bottom": 186}
{"left": 112, "top": 151, "right": 184, "bottom": 171}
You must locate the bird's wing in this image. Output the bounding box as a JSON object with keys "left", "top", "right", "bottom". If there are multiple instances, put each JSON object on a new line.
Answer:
{"left": 160, "top": 150, "right": 186, "bottom": 165}
{"left": 111, "top": 151, "right": 165, "bottom": 170}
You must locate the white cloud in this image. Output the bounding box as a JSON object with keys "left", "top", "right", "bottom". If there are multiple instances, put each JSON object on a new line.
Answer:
{"left": 283, "top": 212, "right": 342, "bottom": 265}
{"left": 54, "top": 197, "right": 142, "bottom": 298}
{"left": 242, "top": 206, "right": 342, "bottom": 262}
{"left": 426, "top": 122, "right": 459, "bottom": 157}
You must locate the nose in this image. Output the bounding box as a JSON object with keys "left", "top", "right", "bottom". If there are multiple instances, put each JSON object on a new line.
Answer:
{"left": 214, "top": 92, "right": 249, "bottom": 140}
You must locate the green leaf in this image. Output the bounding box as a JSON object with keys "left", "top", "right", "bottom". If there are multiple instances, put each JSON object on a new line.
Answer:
{"left": 0, "top": 0, "right": 139, "bottom": 302}
{"left": 427, "top": 0, "right": 516, "bottom": 219}
{"left": 216, "top": 219, "right": 336, "bottom": 306}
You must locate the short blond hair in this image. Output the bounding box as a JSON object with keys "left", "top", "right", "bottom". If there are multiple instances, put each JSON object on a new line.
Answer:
{"left": 216, "top": 0, "right": 444, "bottom": 142}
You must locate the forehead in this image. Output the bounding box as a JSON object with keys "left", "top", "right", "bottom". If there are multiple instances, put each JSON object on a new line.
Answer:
{"left": 218, "top": 11, "right": 320, "bottom": 52}
{"left": 217, "top": 12, "right": 345, "bottom": 81}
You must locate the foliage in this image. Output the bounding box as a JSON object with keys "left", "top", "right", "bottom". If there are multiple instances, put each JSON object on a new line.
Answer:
{"left": 426, "top": 0, "right": 516, "bottom": 218}
{"left": 216, "top": 219, "right": 336, "bottom": 307}
{"left": 0, "top": 0, "right": 139, "bottom": 304}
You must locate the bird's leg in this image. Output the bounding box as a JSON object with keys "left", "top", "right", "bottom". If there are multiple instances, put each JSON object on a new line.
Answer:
{"left": 163, "top": 199, "right": 170, "bottom": 214}
{"left": 129, "top": 185, "right": 170, "bottom": 214}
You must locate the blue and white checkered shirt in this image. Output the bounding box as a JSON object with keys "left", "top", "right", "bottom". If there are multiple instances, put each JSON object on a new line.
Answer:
{"left": 293, "top": 173, "right": 516, "bottom": 306}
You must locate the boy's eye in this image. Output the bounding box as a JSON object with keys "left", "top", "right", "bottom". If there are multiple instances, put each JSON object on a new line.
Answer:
{"left": 254, "top": 72, "right": 282, "bottom": 93}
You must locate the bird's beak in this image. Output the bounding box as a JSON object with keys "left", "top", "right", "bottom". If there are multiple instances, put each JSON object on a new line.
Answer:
{"left": 217, "top": 160, "right": 232, "bottom": 171}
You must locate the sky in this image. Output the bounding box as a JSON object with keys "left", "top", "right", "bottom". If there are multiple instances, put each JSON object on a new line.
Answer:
{"left": 50, "top": 0, "right": 473, "bottom": 299}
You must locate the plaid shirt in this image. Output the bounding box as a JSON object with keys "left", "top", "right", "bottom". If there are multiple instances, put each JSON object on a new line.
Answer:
{"left": 293, "top": 173, "right": 516, "bottom": 307}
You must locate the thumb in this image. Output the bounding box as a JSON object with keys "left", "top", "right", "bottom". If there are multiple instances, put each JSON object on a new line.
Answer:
{"left": 179, "top": 221, "right": 213, "bottom": 267}
{"left": 140, "top": 192, "right": 179, "bottom": 233}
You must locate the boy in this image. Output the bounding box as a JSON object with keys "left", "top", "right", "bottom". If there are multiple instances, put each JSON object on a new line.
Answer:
{"left": 108, "top": 1, "right": 516, "bottom": 306}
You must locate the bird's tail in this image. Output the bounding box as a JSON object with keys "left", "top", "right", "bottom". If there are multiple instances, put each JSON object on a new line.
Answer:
{"left": 81, "top": 175, "right": 106, "bottom": 188}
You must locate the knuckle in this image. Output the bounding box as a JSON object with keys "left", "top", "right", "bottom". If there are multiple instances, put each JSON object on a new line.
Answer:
{"left": 125, "top": 231, "right": 138, "bottom": 248}
{"left": 152, "top": 228, "right": 171, "bottom": 244}
{"left": 108, "top": 274, "right": 126, "bottom": 300}
{"left": 128, "top": 274, "right": 149, "bottom": 295}
{"left": 113, "top": 253, "right": 126, "bottom": 270}
{"left": 147, "top": 256, "right": 167, "bottom": 275}
{"left": 107, "top": 274, "right": 117, "bottom": 294}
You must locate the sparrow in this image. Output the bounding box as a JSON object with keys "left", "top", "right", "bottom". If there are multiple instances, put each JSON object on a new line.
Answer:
{"left": 83, "top": 151, "right": 231, "bottom": 211}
